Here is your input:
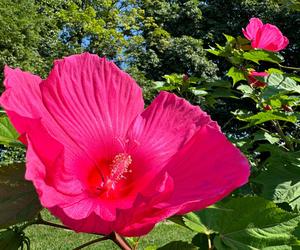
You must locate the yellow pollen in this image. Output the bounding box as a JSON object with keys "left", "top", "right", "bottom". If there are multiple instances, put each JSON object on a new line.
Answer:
{"left": 110, "top": 153, "right": 132, "bottom": 181}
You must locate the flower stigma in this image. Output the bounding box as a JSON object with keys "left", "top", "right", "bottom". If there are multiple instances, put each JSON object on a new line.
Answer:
{"left": 98, "top": 153, "right": 132, "bottom": 193}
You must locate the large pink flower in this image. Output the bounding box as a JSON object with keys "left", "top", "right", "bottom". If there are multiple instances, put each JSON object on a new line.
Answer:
{"left": 0, "top": 53, "right": 249, "bottom": 236}
{"left": 242, "top": 17, "right": 289, "bottom": 52}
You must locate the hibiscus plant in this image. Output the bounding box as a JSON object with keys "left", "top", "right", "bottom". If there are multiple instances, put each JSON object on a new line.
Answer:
{"left": 0, "top": 17, "right": 300, "bottom": 250}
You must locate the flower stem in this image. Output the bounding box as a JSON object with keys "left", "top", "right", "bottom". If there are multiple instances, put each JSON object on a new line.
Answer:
{"left": 72, "top": 236, "right": 110, "bottom": 250}
{"left": 37, "top": 219, "right": 71, "bottom": 230}
{"left": 272, "top": 121, "right": 294, "bottom": 151}
{"left": 109, "top": 232, "right": 132, "bottom": 250}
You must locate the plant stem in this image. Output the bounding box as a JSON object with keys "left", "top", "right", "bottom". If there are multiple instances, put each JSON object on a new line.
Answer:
{"left": 278, "top": 64, "right": 300, "bottom": 71}
{"left": 72, "top": 236, "right": 110, "bottom": 250}
{"left": 37, "top": 219, "right": 71, "bottom": 230}
{"left": 208, "top": 234, "right": 213, "bottom": 250}
{"left": 133, "top": 237, "right": 140, "bottom": 250}
{"left": 272, "top": 121, "right": 294, "bottom": 151}
{"left": 109, "top": 232, "right": 132, "bottom": 250}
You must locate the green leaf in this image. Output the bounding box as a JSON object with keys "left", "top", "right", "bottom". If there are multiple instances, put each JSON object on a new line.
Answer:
{"left": 223, "top": 33, "right": 235, "bottom": 44}
{"left": 253, "top": 131, "right": 280, "bottom": 144}
{"left": 183, "top": 212, "right": 214, "bottom": 235}
{"left": 237, "top": 84, "right": 257, "bottom": 101}
{"left": 181, "top": 197, "right": 300, "bottom": 249}
{"left": 189, "top": 87, "right": 208, "bottom": 96}
{"left": 144, "top": 246, "right": 157, "bottom": 250}
{"left": 267, "top": 68, "right": 284, "bottom": 74}
{"left": 0, "top": 228, "right": 25, "bottom": 250}
{"left": 236, "top": 111, "right": 297, "bottom": 127}
{"left": 263, "top": 74, "right": 300, "bottom": 96}
{"left": 207, "top": 197, "right": 300, "bottom": 249}
{"left": 157, "top": 241, "right": 197, "bottom": 250}
{"left": 0, "top": 116, "right": 21, "bottom": 147}
{"left": 290, "top": 74, "right": 300, "bottom": 82}
{"left": 243, "top": 50, "right": 283, "bottom": 64}
{"left": 254, "top": 145, "right": 300, "bottom": 210}
{"left": 207, "top": 49, "right": 222, "bottom": 56}
{"left": 227, "top": 67, "right": 246, "bottom": 85}
{"left": 0, "top": 163, "right": 42, "bottom": 229}
{"left": 163, "top": 73, "right": 183, "bottom": 85}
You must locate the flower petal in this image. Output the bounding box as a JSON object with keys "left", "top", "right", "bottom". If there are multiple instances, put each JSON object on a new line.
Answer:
{"left": 162, "top": 123, "right": 250, "bottom": 213}
{"left": 253, "top": 24, "right": 287, "bottom": 51}
{"left": 40, "top": 53, "right": 144, "bottom": 162}
{"left": 125, "top": 91, "right": 214, "bottom": 191}
{"left": 243, "top": 17, "right": 263, "bottom": 41}
{"left": 114, "top": 124, "right": 249, "bottom": 236}
{"left": 0, "top": 66, "right": 44, "bottom": 139}
{"left": 279, "top": 36, "right": 289, "bottom": 51}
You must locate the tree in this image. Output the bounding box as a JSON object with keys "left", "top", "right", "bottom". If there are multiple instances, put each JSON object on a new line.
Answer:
{"left": 125, "top": 0, "right": 218, "bottom": 81}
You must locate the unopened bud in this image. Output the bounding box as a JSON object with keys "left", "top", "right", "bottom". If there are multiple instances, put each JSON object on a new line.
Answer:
{"left": 282, "top": 104, "right": 293, "bottom": 112}
{"left": 263, "top": 105, "right": 272, "bottom": 111}
{"left": 183, "top": 74, "right": 189, "bottom": 82}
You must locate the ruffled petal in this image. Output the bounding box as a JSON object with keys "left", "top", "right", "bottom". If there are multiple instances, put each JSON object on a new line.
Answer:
{"left": 253, "top": 24, "right": 287, "bottom": 51}
{"left": 0, "top": 66, "right": 44, "bottom": 140}
{"left": 50, "top": 207, "right": 114, "bottom": 235}
{"left": 40, "top": 53, "right": 144, "bottom": 162}
{"left": 278, "top": 36, "right": 289, "bottom": 51}
{"left": 243, "top": 17, "right": 263, "bottom": 41}
{"left": 26, "top": 136, "right": 85, "bottom": 208}
{"left": 114, "top": 124, "right": 249, "bottom": 236}
{"left": 162, "top": 124, "right": 249, "bottom": 213}
{"left": 125, "top": 91, "right": 214, "bottom": 193}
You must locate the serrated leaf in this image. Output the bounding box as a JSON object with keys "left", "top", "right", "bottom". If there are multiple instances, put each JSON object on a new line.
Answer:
{"left": 263, "top": 74, "right": 300, "bottom": 95}
{"left": 0, "top": 163, "right": 42, "bottom": 229}
{"left": 157, "top": 241, "right": 197, "bottom": 250}
{"left": 209, "top": 197, "right": 300, "bottom": 249}
{"left": 0, "top": 116, "right": 21, "bottom": 147}
{"left": 227, "top": 67, "right": 246, "bottom": 85}
{"left": 243, "top": 50, "right": 283, "bottom": 64}
{"left": 182, "top": 205, "right": 231, "bottom": 236}
{"left": 236, "top": 111, "right": 297, "bottom": 127}
{"left": 254, "top": 145, "right": 300, "bottom": 210}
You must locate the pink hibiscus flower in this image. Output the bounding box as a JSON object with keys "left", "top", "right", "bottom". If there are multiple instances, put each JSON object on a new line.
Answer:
{"left": 0, "top": 53, "right": 249, "bottom": 237}
{"left": 248, "top": 70, "right": 268, "bottom": 88}
{"left": 242, "top": 17, "right": 289, "bottom": 52}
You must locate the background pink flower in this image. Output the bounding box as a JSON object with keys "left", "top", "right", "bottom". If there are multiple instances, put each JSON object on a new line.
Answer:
{"left": 0, "top": 53, "right": 250, "bottom": 236}
{"left": 242, "top": 17, "right": 289, "bottom": 52}
{"left": 248, "top": 70, "right": 268, "bottom": 88}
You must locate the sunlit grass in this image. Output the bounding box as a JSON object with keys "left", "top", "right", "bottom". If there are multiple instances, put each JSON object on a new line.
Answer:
{"left": 25, "top": 211, "right": 195, "bottom": 249}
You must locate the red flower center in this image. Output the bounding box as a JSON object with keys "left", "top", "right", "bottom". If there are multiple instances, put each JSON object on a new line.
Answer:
{"left": 86, "top": 153, "right": 133, "bottom": 197}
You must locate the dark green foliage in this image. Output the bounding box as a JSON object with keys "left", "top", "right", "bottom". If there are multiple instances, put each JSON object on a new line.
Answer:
{"left": 0, "top": 163, "right": 41, "bottom": 229}
{"left": 172, "top": 197, "right": 300, "bottom": 249}
{"left": 125, "top": 0, "right": 218, "bottom": 81}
